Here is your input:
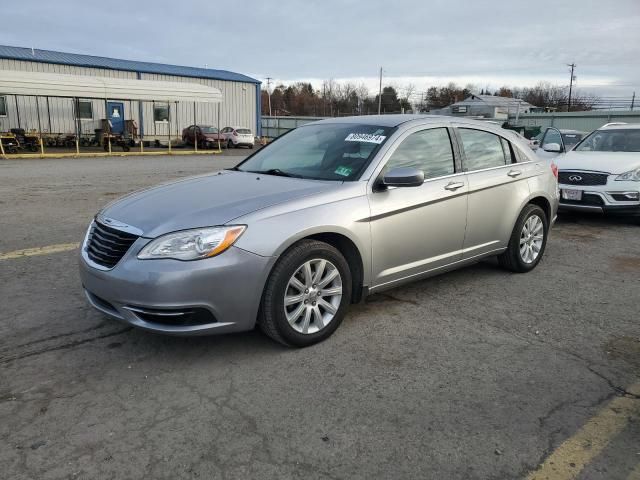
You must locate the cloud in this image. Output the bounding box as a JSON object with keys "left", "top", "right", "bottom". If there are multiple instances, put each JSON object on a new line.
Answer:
{"left": 1, "top": 0, "right": 638, "bottom": 97}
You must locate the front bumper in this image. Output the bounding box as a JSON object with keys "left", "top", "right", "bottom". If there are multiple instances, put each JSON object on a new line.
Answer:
{"left": 558, "top": 182, "right": 640, "bottom": 216}
{"left": 79, "top": 240, "right": 276, "bottom": 335}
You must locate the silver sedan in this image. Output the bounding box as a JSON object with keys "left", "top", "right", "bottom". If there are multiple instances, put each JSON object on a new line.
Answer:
{"left": 79, "top": 115, "right": 558, "bottom": 347}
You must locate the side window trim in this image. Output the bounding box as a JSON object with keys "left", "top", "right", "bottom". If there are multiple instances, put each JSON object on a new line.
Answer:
{"left": 447, "top": 127, "right": 464, "bottom": 173}
{"left": 500, "top": 137, "right": 515, "bottom": 164}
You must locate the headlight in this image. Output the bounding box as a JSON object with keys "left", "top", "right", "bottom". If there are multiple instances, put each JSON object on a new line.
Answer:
{"left": 615, "top": 168, "right": 640, "bottom": 182}
{"left": 137, "top": 226, "right": 246, "bottom": 261}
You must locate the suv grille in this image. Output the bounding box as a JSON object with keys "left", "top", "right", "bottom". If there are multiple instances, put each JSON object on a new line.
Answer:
{"left": 86, "top": 221, "right": 139, "bottom": 268}
{"left": 558, "top": 171, "right": 608, "bottom": 186}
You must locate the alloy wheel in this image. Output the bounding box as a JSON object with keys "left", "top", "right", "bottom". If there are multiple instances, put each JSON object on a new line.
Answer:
{"left": 519, "top": 214, "right": 544, "bottom": 264}
{"left": 284, "top": 259, "right": 343, "bottom": 334}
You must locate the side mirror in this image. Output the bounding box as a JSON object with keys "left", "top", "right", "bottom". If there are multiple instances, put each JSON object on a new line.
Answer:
{"left": 382, "top": 167, "right": 425, "bottom": 187}
{"left": 542, "top": 142, "right": 562, "bottom": 153}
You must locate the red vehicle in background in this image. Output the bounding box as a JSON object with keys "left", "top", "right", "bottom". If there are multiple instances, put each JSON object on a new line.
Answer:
{"left": 181, "top": 125, "right": 225, "bottom": 149}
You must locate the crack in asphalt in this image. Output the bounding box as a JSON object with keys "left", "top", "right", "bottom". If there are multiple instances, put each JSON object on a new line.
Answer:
{"left": 0, "top": 327, "right": 132, "bottom": 365}
{"left": 7, "top": 321, "right": 111, "bottom": 349}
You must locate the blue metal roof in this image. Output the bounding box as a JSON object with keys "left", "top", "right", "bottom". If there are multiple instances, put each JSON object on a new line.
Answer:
{"left": 0, "top": 45, "right": 261, "bottom": 84}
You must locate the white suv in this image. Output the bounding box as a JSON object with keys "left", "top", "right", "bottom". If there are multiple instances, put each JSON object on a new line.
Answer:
{"left": 552, "top": 123, "right": 640, "bottom": 219}
{"left": 221, "top": 126, "right": 255, "bottom": 149}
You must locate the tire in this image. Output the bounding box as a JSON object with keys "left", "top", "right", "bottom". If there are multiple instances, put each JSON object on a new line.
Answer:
{"left": 227, "top": 140, "right": 234, "bottom": 149}
{"left": 249, "top": 145, "right": 254, "bottom": 149}
{"left": 260, "top": 239, "right": 352, "bottom": 347}
{"left": 498, "top": 204, "right": 548, "bottom": 273}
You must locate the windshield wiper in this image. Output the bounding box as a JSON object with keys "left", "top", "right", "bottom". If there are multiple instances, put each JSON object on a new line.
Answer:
{"left": 246, "top": 168, "right": 303, "bottom": 178}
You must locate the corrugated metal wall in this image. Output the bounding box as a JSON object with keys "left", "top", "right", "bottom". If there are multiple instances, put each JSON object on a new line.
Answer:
{"left": 510, "top": 111, "right": 640, "bottom": 132}
{"left": 0, "top": 59, "right": 257, "bottom": 141}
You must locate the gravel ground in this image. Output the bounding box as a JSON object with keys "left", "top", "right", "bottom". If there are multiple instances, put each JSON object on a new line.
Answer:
{"left": 0, "top": 155, "right": 639, "bottom": 479}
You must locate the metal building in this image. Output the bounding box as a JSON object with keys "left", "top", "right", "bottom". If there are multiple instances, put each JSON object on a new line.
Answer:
{"left": 0, "top": 45, "right": 261, "bottom": 143}
{"left": 434, "top": 95, "right": 540, "bottom": 120}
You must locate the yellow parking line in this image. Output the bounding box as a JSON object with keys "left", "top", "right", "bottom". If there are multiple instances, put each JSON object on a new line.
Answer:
{"left": 628, "top": 463, "right": 640, "bottom": 480}
{"left": 526, "top": 384, "right": 640, "bottom": 480}
{"left": 0, "top": 243, "right": 79, "bottom": 261}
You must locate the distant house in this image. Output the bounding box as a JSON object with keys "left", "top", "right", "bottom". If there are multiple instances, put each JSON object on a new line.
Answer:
{"left": 437, "top": 95, "right": 540, "bottom": 119}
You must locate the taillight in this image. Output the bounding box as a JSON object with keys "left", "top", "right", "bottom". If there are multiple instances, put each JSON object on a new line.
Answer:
{"left": 551, "top": 162, "right": 558, "bottom": 179}
{"left": 233, "top": 130, "right": 238, "bottom": 136}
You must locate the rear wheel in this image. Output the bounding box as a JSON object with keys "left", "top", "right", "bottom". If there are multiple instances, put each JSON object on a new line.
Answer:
{"left": 498, "top": 204, "right": 548, "bottom": 273}
{"left": 260, "top": 240, "right": 352, "bottom": 347}
{"left": 227, "top": 140, "right": 234, "bottom": 149}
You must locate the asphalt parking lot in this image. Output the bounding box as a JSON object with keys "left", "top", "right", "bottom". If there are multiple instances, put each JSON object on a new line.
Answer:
{"left": 1, "top": 155, "right": 639, "bottom": 480}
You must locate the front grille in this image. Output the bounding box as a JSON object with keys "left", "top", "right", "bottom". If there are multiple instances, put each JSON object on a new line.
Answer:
{"left": 86, "top": 221, "right": 139, "bottom": 268}
{"left": 559, "top": 171, "right": 608, "bottom": 186}
{"left": 561, "top": 193, "right": 604, "bottom": 207}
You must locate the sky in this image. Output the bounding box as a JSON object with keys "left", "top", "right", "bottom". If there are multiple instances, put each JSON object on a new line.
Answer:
{"left": 1, "top": 0, "right": 639, "bottom": 101}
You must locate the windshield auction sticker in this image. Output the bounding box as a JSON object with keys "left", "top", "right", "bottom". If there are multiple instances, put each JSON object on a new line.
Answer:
{"left": 344, "top": 133, "right": 386, "bottom": 144}
{"left": 334, "top": 166, "right": 353, "bottom": 177}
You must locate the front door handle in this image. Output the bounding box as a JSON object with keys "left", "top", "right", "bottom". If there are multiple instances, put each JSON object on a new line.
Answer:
{"left": 508, "top": 170, "right": 522, "bottom": 178}
{"left": 444, "top": 181, "right": 465, "bottom": 191}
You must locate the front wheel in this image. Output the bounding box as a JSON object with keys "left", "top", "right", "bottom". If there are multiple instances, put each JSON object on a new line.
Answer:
{"left": 498, "top": 204, "right": 548, "bottom": 273}
{"left": 260, "top": 240, "right": 352, "bottom": 347}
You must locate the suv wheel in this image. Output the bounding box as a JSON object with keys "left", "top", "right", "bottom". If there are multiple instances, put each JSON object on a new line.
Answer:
{"left": 498, "top": 204, "right": 548, "bottom": 273}
{"left": 260, "top": 240, "right": 352, "bottom": 347}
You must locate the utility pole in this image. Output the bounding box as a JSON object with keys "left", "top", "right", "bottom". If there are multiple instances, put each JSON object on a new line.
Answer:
{"left": 377, "top": 67, "right": 383, "bottom": 115}
{"left": 266, "top": 77, "right": 273, "bottom": 117}
{"left": 567, "top": 63, "right": 576, "bottom": 112}
{"left": 631, "top": 91, "right": 636, "bottom": 111}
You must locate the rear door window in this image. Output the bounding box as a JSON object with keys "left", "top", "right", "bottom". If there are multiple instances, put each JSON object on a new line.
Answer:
{"left": 458, "top": 128, "right": 508, "bottom": 171}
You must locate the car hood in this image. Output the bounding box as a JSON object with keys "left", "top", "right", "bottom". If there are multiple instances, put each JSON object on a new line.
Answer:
{"left": 556, "top": 151, "right": 640, "bottom": 174}
{"left": 99, "top": 170, "right": 339, "bottom": 238}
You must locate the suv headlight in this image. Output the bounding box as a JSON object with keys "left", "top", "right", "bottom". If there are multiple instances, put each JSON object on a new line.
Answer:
{"left": 138, "top": 226, "right": 246, "bottom": 261}
{"left": 615, "top": 168, "right": 640, "bottom": 182}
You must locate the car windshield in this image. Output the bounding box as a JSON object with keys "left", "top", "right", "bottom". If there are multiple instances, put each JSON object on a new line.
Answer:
{"left": 575, "top": 129, "right": 640, "bottom": 152}
{"left": 236, "top": 128, "right": 251, "bottom": 134}
{"left": 236, "top": 123, "right": 394, "bottom": 181}
{"left": 200, "top": 127, "right": 218, "bottom": 134}
{"left": 561, "top": 133, "right": 583, "bottom": 148}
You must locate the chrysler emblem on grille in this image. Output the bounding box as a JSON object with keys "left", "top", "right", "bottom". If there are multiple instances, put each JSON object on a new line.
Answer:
{"left": 568, "top": 175, "right": 583, "bottom": 182}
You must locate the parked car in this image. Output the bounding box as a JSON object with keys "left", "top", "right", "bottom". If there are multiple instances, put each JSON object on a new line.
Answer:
{"left": 79, "top": 115, "right": 558, "bottom": 347}
{"left": 536, "top": 127, "right": 587, "bottom": 160}
{"left": 221, "top": 126, "right": 255, "bottom": 148}
{"left": 181, "top": 125, "right": 225, "bottom": 148}
{"left": 551, "top": 123, "right": 640, "bottom": 219}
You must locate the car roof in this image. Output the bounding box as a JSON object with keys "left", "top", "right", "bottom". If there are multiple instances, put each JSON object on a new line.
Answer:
{"left": 552, "top": 129, "right": 585, "bottom": 135}
{"left": 599, "top": 123, "right": 640, "bottom": 130}
{"left": 312, "top": 114, "right": 506, "bottom": 131}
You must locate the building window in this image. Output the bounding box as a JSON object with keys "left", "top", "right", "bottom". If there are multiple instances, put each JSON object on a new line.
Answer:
{"left": 154, "top": 103, "right": 169, "bottom": 122}
{"left": 0, "top": 96, "right": 7, "bottom": 117}
{"left": 77, "top": 100, "right": 93, "bottom": 120}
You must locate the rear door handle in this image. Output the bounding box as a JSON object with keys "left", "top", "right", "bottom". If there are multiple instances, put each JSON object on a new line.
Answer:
{"left": 444, "top": 181, "right": 465, "bottom": 191}
{"left": 507, "top": 170, "right": 522, "bottom": 178}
